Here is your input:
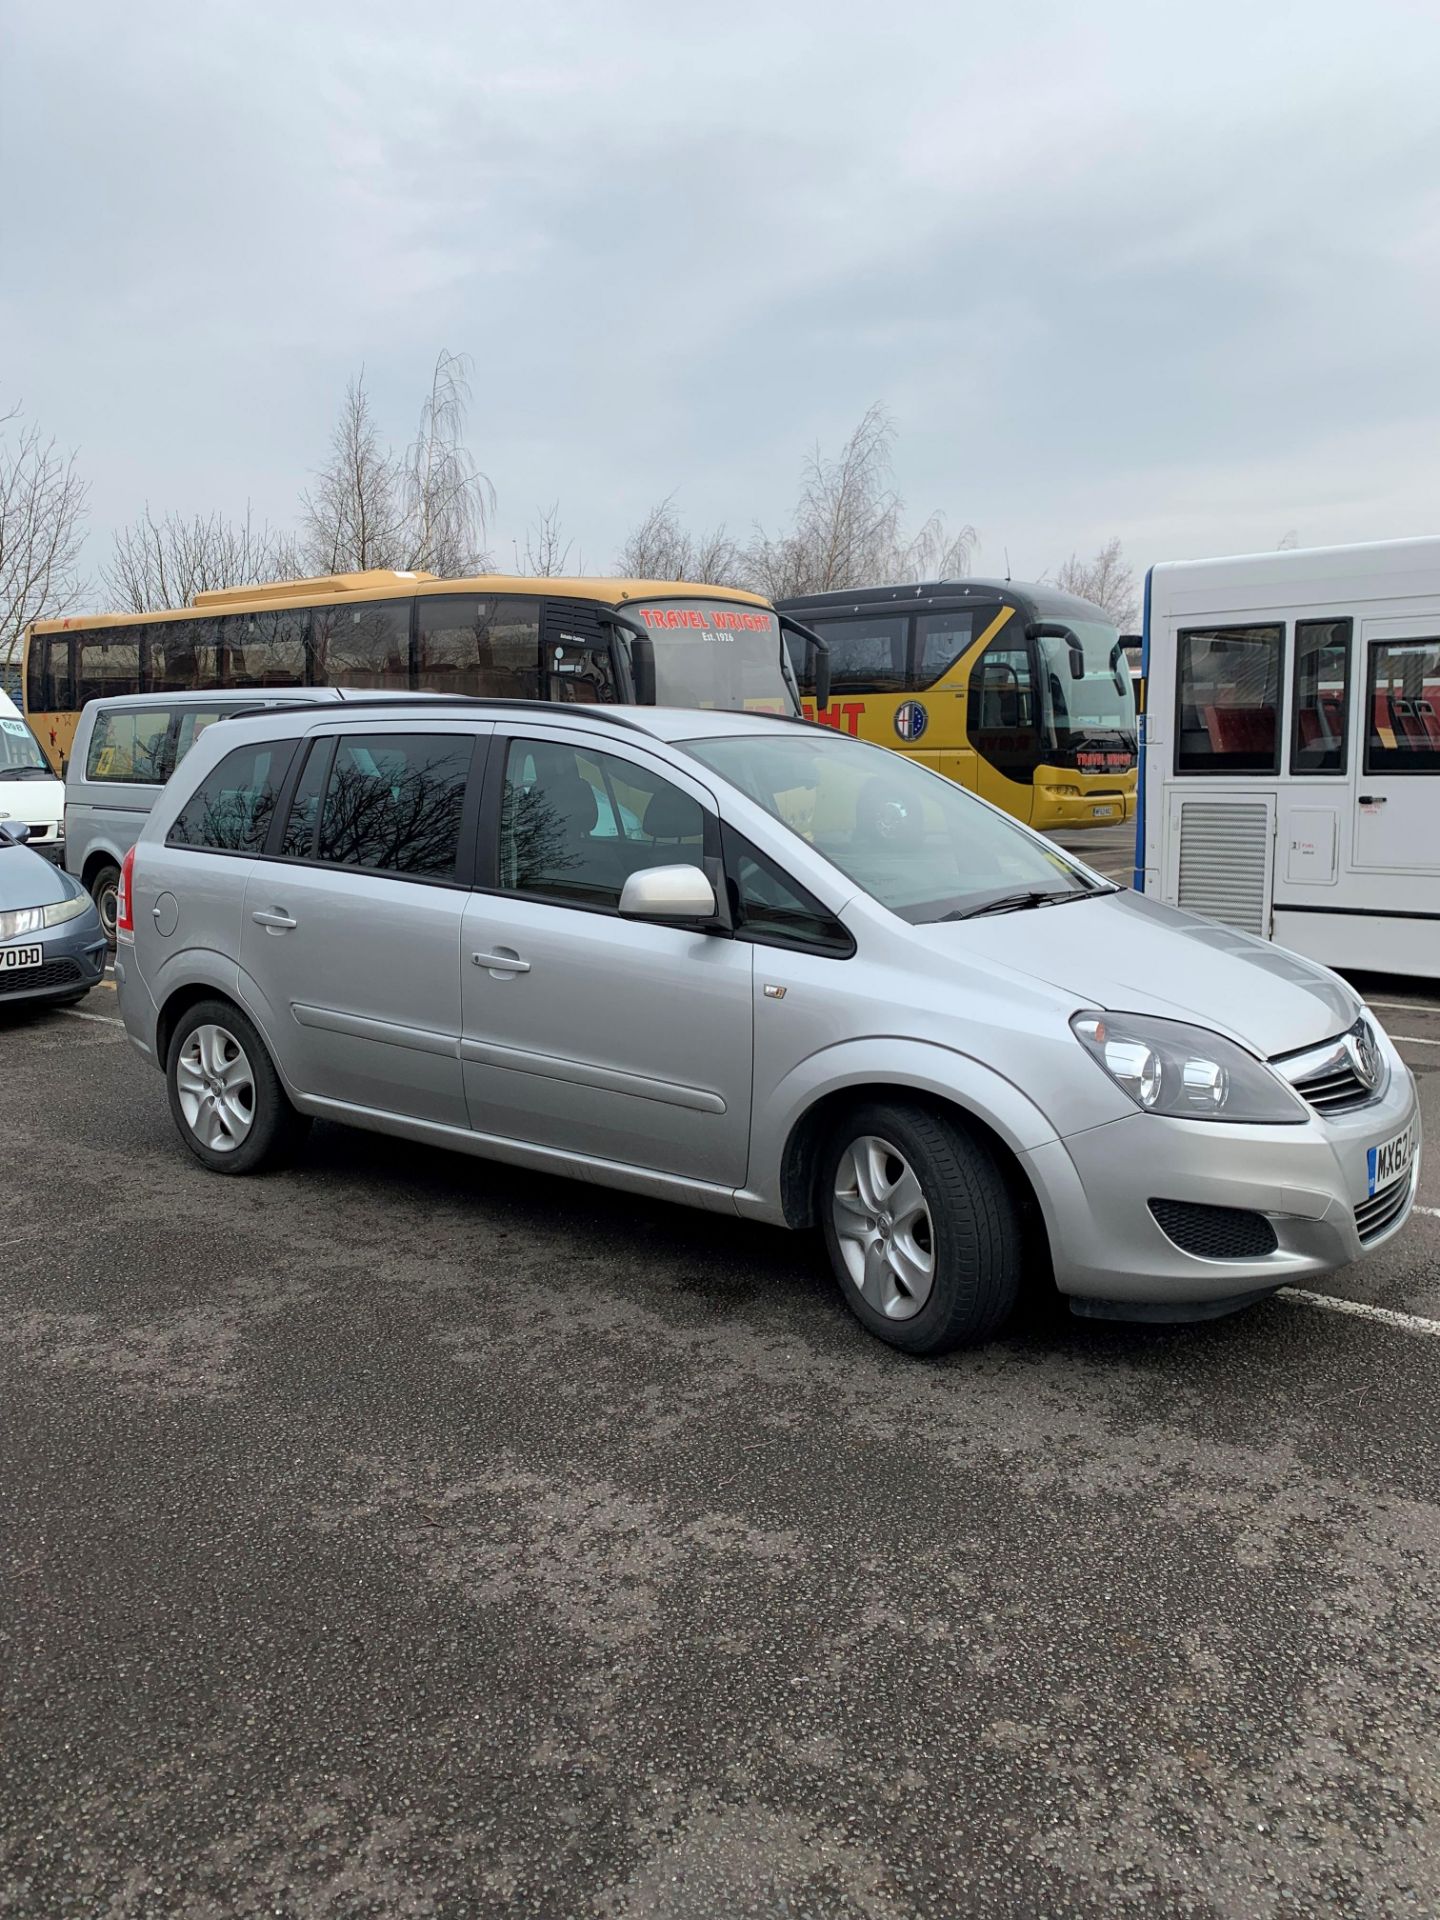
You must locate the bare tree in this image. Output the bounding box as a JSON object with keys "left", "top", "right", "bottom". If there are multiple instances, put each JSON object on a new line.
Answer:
{"left": 0, "top": 401, "right": 89, "bottom": 679}
{"left": 745, "top": 405, "right": 974, "bottom": 597}
{"left": 1053, "top": 537, "right": 1139, "bottom": 628}
{"left": 614, "top": 494, "right": 740, "bottom": 584}
{"left": 401, "top": 350, "right": 494, "bottom": 575}
{"left": 102, "top": 504, "right": 301, "bottom": 613}
{"left": 300, "top": 369, "right": 406, "bottom": 575}
{"left": 520, "top": 502, "right": 577, "bottom": 577}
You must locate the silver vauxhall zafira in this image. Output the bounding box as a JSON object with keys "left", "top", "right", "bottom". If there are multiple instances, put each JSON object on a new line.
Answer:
{"left": 116, "top": 701, "right": 1420, "bottom": 1354}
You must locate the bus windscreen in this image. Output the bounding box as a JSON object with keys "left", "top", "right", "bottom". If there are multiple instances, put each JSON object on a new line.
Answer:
{"left": 629, "top": 601, "right": 797, "bottom": 714}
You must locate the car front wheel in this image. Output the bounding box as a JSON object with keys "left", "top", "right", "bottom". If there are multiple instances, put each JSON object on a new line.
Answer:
{"left": 820, "top": 1103, "right": 1021, "bottom": 1354}
{"left": 165, "top": 998, "right": 310, "bottom": 1175}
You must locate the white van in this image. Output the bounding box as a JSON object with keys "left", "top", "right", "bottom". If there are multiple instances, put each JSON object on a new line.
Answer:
{"left": 0, "top": 690, "right": 65, "bottom": 859}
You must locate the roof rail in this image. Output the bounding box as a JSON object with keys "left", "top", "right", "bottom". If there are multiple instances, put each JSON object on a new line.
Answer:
{"left": 212, "top": 696, "right": 649, "bottom": 732}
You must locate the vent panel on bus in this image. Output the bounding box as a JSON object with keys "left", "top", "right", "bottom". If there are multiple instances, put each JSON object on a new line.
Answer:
{"left": 1175, "top": 800, "right": 1270, "bottom": 936}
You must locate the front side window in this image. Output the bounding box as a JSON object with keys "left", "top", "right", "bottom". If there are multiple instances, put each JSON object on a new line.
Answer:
{"left": 499, "top": 738, "right": 708, "bottom": 910}
{"left": 1176, "top": 625, "right": 1283, "bottom": 773}
{"left": 725, "top": 829, "right": 852, "bottom": 954}
{"left": 417, "top": 595, "right": 542, "bottom": 698}
{"left": 1291, "top": 618, "right": 1351, "bottom": 774}
{"left": 313, "top": 732, "right": 472, "bottom": 878}
{"left": 809, "top": 616, "right": 909, "bottom": 695}
{"left": 311, "top": 600, "right": 411, "bottom": 690}
{"left": 1366, "top": 639, "right": 1440, "bottom": 774}
{"left": 167, "top": 741, "right": 294, "bottom": 853}
{"left": 685, "top": 730, "right": 1095, "bottom": 925}
{"left": 150, "top": 619, "right": 223, "bottom": 694}
{"left": 76, "top": 630, "right": 144, "bottom": 705}
{"left": 222, "top": 609, "right": 306, "bottom": 689}
{"left": 86, "top": 707, "right": 173, "bottom": 784}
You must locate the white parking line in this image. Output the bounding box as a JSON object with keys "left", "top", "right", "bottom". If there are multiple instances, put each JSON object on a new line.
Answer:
{"left": 1417, "top": 1206, "right": 1440, "bottom": 1220}
{"left": 57, "top": 1007, "right": 125, "bottom": 1028}
{"left": 1394, "top": 1035, "right": 1440, "bottom": 1047}
{"left": 1279, "top": 1289, "right": 1440, "bottom": 1337}
{"left": 1368, "top": 1000, "right": 1440, "bottom": 1015}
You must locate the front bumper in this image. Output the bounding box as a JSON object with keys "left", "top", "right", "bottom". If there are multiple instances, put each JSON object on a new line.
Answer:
{"left": 1021, "top": 1056, "right": 1422, "bottom": 1309}
{"left": 1031, "top": 782, "right": 1133, "bottom": 831}
{"left": 0, "top": 914, "right": 107, "bottom": 1006}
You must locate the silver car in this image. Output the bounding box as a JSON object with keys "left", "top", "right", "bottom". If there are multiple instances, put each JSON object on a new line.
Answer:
{"left": 115, "top": 700, "right": 1421, "bottom": 1354}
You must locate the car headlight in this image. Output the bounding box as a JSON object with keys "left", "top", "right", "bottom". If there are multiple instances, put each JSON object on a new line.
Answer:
{"left": 0, "top": 894, "right": 91, "bottom": 940}
{"left": 43, "top": 894, "right": 91, "bottom": 928}
{"left": 1070, "top": 1011, "right": 1308, "bottom": 1124}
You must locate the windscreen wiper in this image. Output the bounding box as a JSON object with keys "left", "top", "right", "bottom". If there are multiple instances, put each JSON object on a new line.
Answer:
{"left": 938, "top": 885, "right": 1114, "bottom": 922}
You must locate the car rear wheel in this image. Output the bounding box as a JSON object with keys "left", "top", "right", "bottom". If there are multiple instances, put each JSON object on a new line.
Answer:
{"left": 89, "top": 862, "right": 120, "bottom": 948}
{"left": 820, "top": 1103, "right": 1021, "bottom": 1354}
{"left": 166, "top": 998, "right": 310, "bottom": 1175}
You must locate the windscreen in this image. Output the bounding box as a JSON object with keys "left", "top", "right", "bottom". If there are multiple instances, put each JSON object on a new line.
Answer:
{"left": 684, "top": 729, "right": 1095, "bottom": 924}
{"left": 0, "top": 712, "right": 51, "bottom": 776}
{"left": 1034, "top": 619, "right": 1137, "bottom": 740}
{"left": 630, "top": 600, "right": 798, "bottom": 715}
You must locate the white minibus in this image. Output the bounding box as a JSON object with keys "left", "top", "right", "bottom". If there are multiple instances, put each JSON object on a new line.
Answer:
{"left": 1135, "top": 537, "right": 1440, "bottom": 980}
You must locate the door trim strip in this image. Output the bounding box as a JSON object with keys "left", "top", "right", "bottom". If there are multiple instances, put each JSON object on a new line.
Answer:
{"left": 292, "top": 1003, "right": 458, "bottom": 1057}
{"left": 459, "top": 1037, "right": 727, "bottom": 1113}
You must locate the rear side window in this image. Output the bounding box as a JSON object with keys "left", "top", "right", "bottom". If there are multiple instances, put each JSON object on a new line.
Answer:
{"left": 417, "top": 595, "right": 542, "bottom": 698}
{"left": 221, "top": 609, "right": 306, "bottom": 689}
{"left": 167, "top": 741, "right": 295, "bottom": 853}
{"left": 809, "top": 617, "right": 909, "bottom": 694}
{"left": 1175, "top": 625, "right": 1283, "bottom": 773}
{"left": 914, "top": 608, "right": 996, "bottom": 687}
{"left": 311, "top": 600, "right": 412, "bottom": 690}
{"left": 498, "top": 738, "right": 707, "bottom": 910}
{"left": 76, "top": 629, "right": 144, "bottom": 705}
{"left": 1366, "top": 638, "right": 1440, "bottom": 774}
{"left": 1291, "top": 618, "right": 1351, "bottom": 774}
{"left": 86, "top": 708, "right": 172, "bottom": 784}
{"left": 313, "top": 732, "right": 472, "bottom": 878}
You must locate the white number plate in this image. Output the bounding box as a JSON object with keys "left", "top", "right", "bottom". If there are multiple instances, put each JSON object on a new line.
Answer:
{"left": 0, "top": 944, "right": 43, "bottom": 971}
{"left": 1367, "top": 1122, "right": 1417, "bottom": 1198}
{"left": 1091, "top": 804, "right": 1116, "bottom": 818}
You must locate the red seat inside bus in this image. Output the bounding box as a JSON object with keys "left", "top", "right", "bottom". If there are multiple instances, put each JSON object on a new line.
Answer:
{"left": 1203, "top": 705, "right": 1276, "bottom": 758}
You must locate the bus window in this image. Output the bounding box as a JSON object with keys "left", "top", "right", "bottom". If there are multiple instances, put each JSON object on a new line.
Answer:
{"left": 968, "top": 642, "right": 1039, "bottom": 781}
{"left": 76, "top": 628, "right": 143, "bottom": 705}
{"left": 221, "top": 608, "right": 306, "bottom": 689}
{"left": 1290, "top": 618, "right": 1351, "bottom": 774}
{"left": 311, "top": 599, "right": 411, "bottom": 690}
{"left": 1175, "top": 625, "right": 1282, "bottom": 774}
{"left": 151, "top": 618, "right": 222, "bottom": 693}
{"left": 417, "top": 595, "right": 542, "bottom": 698}
{"left": 1366, "top": 638, "right": 1440, "bottom": 773}
{"left": 810, "top": 617, "right": 908, "bottom": 694}
{"left": 914, "top": 609, "right": 988, "bottom": 687}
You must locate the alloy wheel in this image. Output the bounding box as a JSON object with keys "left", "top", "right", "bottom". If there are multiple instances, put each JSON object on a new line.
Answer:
{"left": 832, "top": 1134, "right": 936, "bottom": 1319}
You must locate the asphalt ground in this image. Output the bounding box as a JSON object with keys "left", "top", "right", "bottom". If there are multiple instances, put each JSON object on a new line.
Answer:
{"left": 2, "top": 894, "right": 1439, "bottom": 1917}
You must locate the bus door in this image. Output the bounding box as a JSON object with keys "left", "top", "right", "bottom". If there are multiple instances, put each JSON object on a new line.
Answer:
{"left": 965, "top": 617, "right": 1040, "bottom": 823}
{"left": 1353, "top": 625, "right": 1440, "bottom": 875}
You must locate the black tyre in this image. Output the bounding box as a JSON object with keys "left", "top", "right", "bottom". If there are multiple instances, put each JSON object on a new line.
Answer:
{"left": 820, "top": 1102, "right": 1021, "bottom": 1355}
{"left": 89, "top": 862, "right": 121, "bottom": 949}
{"left": 165, "top": 997, "right": 310, "bottom": 1175}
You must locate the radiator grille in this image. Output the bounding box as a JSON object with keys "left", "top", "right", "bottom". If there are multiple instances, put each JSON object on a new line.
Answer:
{"left": 0, "top": 957, "right": 81, "bottom": 996}
{"left": 1355, "top": 1176, "right": 1413, "bottom": 1244}
{"left": 1175, "top": 800, "right": 1271, "bottom": 935}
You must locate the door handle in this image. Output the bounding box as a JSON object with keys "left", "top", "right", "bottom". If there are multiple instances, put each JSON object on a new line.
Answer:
{"left": 1357, "top": 795, "right": 1387, "bottom": 806}
{"left": 472, "top": 950, "right": 530, "bottom": 973}
{"left": 252, "top": 909, "right": 298, "bottom": 931}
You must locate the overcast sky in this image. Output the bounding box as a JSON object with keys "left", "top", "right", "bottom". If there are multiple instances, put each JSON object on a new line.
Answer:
{"left": 4, "top": 0, "right": 1438, "bottom": 601}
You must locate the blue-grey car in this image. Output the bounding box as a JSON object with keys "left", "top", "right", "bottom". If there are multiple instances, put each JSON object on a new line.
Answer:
{"left": 0, "top": 823, "right": 107, "bottom": 1007}
{"left": 115, "top": 701, "right": 1421, "bottom": 1355}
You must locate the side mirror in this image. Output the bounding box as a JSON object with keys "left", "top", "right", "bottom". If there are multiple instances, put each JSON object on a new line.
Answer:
{"left": 630, "top": 634, "right": 657, "bottom": 706}
{"left": 0, "top": 820, "right": 31, "bottom": 847}
{"left": 1029, "top": 620, "right": 1086, "bottom": 681}
{"left": 618, "top": 863, "right": 717, "bottom": 924}
{"left": 811, "top": 639, "right": 832, "bottom": 713}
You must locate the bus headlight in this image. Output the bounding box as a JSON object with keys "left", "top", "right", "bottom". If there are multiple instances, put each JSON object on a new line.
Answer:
{"left": 1070, "top": 1012, "right": 1308, "bottom": 1124}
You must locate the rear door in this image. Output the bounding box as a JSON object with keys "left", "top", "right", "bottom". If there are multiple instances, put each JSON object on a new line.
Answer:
{"left": 238, "top": 722, "right": 488, "bottom": 1128}
{"left": 1352, "top": 625, "right": 1440, "bottom": 875}
{"left": 459, "top": 725, "right": 754, "bottom": 1185}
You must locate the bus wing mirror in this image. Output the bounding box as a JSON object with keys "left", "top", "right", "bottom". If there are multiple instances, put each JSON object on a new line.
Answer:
{"left": 630, "top": 634, "right": 657, "bottom": 706}
{"left": 1029, "top": 620, "right": 1086, "bottom": 681}
{"left": 812, "top": 638, "right": 832, "bottom": 712}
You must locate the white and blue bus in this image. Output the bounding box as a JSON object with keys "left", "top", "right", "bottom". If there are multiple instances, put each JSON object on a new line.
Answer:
{"left": 1135, "top": 537, "right": 1440, "bottom": 980}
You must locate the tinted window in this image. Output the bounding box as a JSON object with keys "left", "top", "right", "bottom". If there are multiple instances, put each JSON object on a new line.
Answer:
{"left": 281, "top": 739, "right": 329, "bottom": 860}
{"left": 968, "top": 641, "right": 1040, "bottom": 782}
{"left": 417, "top": 596, "right": 542, "bottom": 697}
{"left": 809, "top": 616, "right": 909, "bottom": 694}
{"left": 150, "top": 619, "right": 223, "bottom": 693}
{"left": 1291, "top": 618, "right": 1351, "bottom": 774}
{"left": 221, "top": 609, "right": 306, "bottom": 689}
{"left": 316, "top": 732, "right": 471, "bottom": 877}
{"left": 1366, "top": 639, "right": 1440, "bottom": 774}
{"left": 86, "top": 707, "right": 173, "bottom": 784}
{"left": 499, "top": 739, "right": 707, "bottom": 910}
{"left": 725, "top": 830, "right": 851, "bottom": 954}
{"left": 76, "top": 629, "right": 144, "bottom": 705}
{"left": 914, "top": 608, "right": 993, "bottom": 687}
{"left": 167, "top": 741, "right": 294, "bottom": 853}
{"left": 312, "top": 600, "right": 411, "bottom": 690}
{"left": 1175, "top": 626, "right": 1282, "bottom": 774}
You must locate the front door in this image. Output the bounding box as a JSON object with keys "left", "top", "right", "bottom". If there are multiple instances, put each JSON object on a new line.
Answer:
{"left": 966, "top": 631, "right": 1040, "bottom": 823}
{"left": 238, "top": 724, "right": 486, "bottom": 1128}
{"left": 1352, "top": 626, "right": 1440, "bottom": 875}
{"left": 460, "top": 728, "right": 754, "bottom": 1186}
